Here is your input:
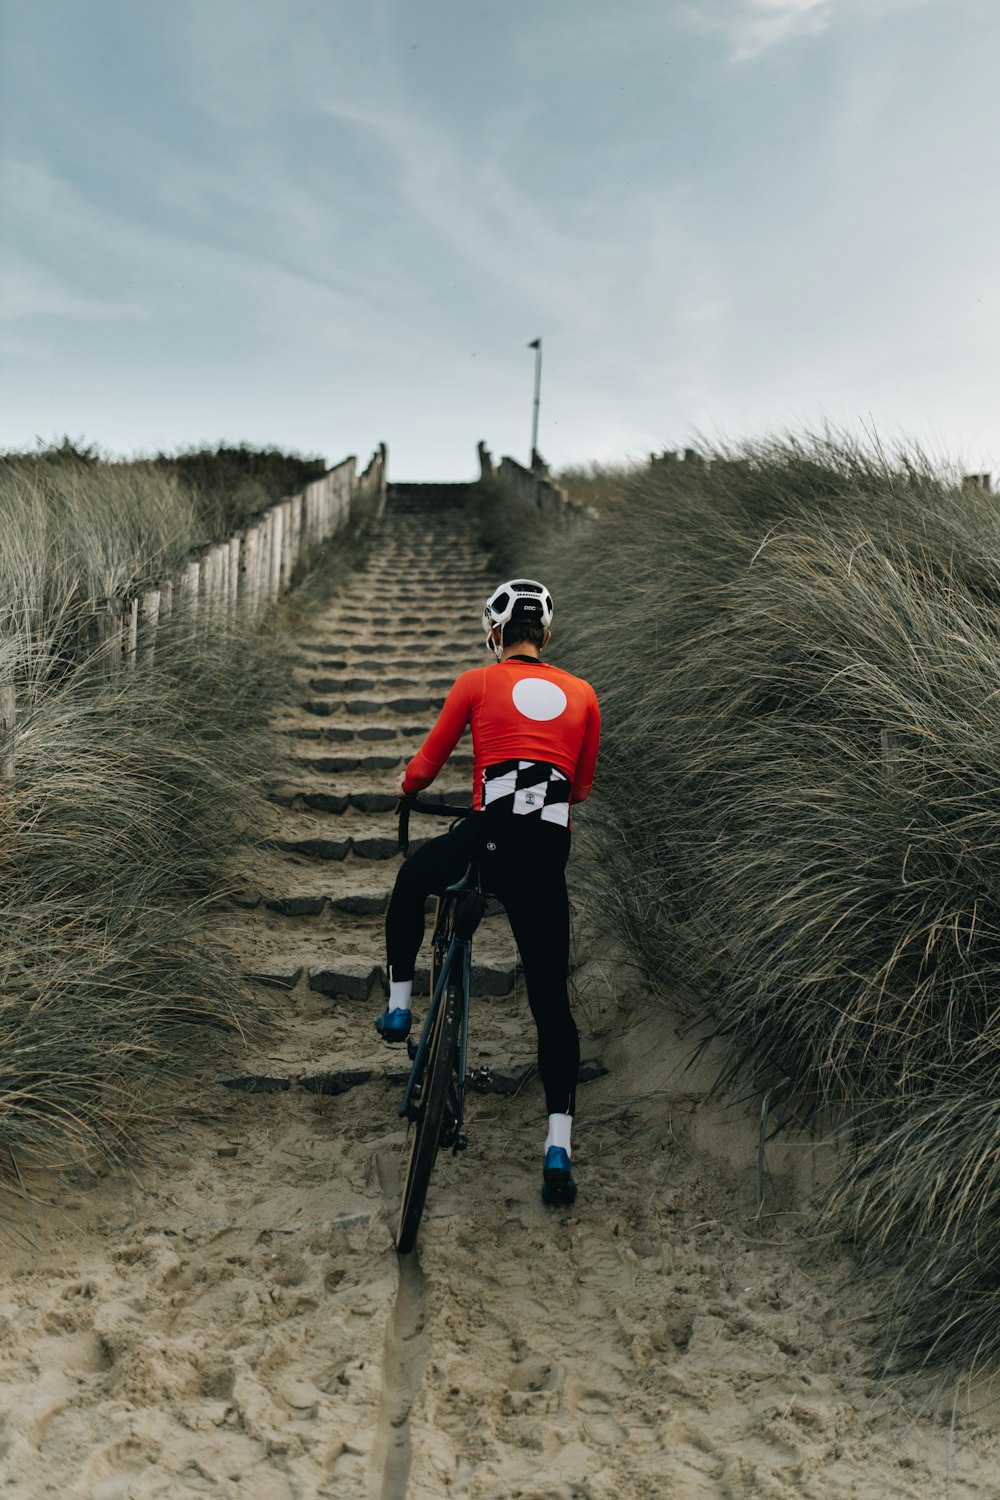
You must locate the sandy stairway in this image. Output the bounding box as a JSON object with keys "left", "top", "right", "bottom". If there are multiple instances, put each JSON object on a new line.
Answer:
{"left": 213, "top": 488, "right": 530, "bottom": 1099}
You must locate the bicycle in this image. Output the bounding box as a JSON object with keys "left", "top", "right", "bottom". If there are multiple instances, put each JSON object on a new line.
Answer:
{"left": 392, "top": 794, "right": 490, "bottom": 1255}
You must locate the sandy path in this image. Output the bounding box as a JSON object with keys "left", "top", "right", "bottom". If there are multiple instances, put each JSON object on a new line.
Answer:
{"left": 1, "top": 488, "right": 999, "bottom": 1498}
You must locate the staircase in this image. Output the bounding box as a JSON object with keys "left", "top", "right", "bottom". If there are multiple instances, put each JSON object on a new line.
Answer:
{"left": 216, "top": 485, "right": 528, "bottom": 1094}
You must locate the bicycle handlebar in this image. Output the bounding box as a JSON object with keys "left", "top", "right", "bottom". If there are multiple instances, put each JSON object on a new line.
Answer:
{"left": 397, "top": 794, "right": 472, "bottom": 855}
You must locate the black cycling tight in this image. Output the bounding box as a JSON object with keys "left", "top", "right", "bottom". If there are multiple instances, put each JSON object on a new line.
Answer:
{"left": 385, "top": 809, "right": 579, "bottom": 1116}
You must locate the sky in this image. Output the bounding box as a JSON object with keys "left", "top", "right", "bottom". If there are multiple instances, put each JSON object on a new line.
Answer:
{"left": 1, "top": 0, "right": 998, "bottom": 480}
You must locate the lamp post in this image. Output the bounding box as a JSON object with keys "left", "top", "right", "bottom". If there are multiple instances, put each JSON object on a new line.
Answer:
{"left": 527, "top": 337, "right": 542, "bottom": 469}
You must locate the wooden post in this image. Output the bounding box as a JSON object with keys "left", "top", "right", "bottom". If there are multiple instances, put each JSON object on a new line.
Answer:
{"left": 212, "top": 542, "right": 228, "bottom": 627}
{"left": 279, "top": 500, "right": 292, "bottom": 591}
{"left": 329, "top": 474, "right": 340, "bottom": 537}
{"left": 302, "top": 487, "right": 312, "bottom": 554}
{"left": 138, "top": 589, "right": 161, "bottom": 668}
{"left": 159, "top": 578, "right": 173, "bottom": 624}
{"left": 259, "top": 516, "right": 272, "bottom": 607}
{"left": 241, "top": 526, "right": 260, "bottom": 614}
{"left": 198, "top": 550, "right": 214, "bottom": 630}
{"left": 304, "top": 484, "right": 318, "bottom": 552}
{"left": 228, "top": 535, "right": 242, "bottom": 624}
{"left": 180, "top": 560, "right": 201, "bottom": 628}
{"left": 343, "top": 458, "right": 359, "bottom": 528}
{"left": 332, "top": 477, "right": 344, "bottom": 543}
{"left": 269, "top": 506, "right": 284, "bottom": 602}
{"left": 214, "top": 543, "right": 228, "bottom": 624}
{"left": 124, "top": 595, "right": 139, "bottom": 668}
{"left": 216, "top": 544, "right": 228, "bottom": 625}
{"left": 289, "top": 495, "right": 303, "bottom": 579}
{"left": 0, "top": 680, "right": 15, "bottom": 782}
{"left": 259, "top": 514, "right": 271, "bottom": 605}
{"left": 212, "top": 546, "right": 226, "bottom": 621}
{"left": 83, "top": 597, "right": 124, "bottom": 674}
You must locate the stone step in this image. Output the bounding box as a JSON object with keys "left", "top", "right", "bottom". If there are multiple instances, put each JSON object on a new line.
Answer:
{"left": 359, "top": 628, "right": 451, "bottom": 640}
{"left": 364, "top": 567, "right": 488, "bottom": 579}
{"left": 277, "top": 725, "right": 402, "bottom": 744}
{"left": 299, "top": 696, "right": 444, "bottom": 718}
{"left": 326, "top": 612, "right": 465, "bottom": 627}
{"left": 266, "top": 788, "right": 469, "bottom": 815}
{"left": 229, "top": 885, "right": 509, "bottom": 930}
{"left": 300, "top": 641, "right": 471, "bottom": 658}
{"left": 290, "top": 750, "right": 473, "bottom": 775}
{"left": 365, "top": 594, "right": 486, "bottom": 607}
{"left": 237, "top": 956, "right": 516, "bottom": 1001}
{"left": 299, "top": 661, "right": 478, "bottom": 680}
{"left": 216, "top": 1055, "right": 612, "bottom": 1106}
{"left": 291, "top": 752, "right": 404, "bottom": 773}
{"left": 255, "top": 834, "right": 416, "bottom": 862}
{"left": 308, "top": 963, "right": 516, "bottom": 1000}
{"left": 305, "top": 676, "right": 456, "bottom": 695}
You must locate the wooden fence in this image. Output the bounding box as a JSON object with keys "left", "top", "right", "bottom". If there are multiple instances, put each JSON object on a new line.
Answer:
{"left": 0, "top": 443, "right": 387, "bottom": 780}
{"left": 477, "top": 443, "right": 597, "bottom": 526}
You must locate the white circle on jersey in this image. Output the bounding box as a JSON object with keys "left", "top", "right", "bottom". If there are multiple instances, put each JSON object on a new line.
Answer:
{"left": 512, "top": 677, "right": 567, "bottom": 721}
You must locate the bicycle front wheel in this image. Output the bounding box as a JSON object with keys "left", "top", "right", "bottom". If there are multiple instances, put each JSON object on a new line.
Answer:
{"left": 395, "top": 979, "right": 461, "bottom": 1255}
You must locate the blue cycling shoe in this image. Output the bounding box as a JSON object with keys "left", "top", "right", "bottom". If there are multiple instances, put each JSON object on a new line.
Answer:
{"left": 375, "top": 1007, "right": 412, "bottom": 1043}
{"left": 541, "top": 1146, "right": 577, "bottom": 1207}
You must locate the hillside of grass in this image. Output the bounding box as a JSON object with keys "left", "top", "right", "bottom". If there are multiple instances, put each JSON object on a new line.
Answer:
{"left": 487, "top": 433, "right": 1000, "bottom": 1379}
{"left": 0, "top": 444, "right": 334, "bottom": 1188}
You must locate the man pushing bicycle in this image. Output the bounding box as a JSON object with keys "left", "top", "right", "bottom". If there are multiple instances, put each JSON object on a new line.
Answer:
{"left": 375, "top": 579, "right": 601, "bottom": 1206}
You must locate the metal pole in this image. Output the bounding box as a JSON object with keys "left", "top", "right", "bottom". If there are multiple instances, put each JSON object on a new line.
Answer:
{"left": 528, "top": 338, "right": 542, "bottom": 467}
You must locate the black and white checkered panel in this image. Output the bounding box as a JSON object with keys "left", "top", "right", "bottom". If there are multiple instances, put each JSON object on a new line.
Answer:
{"left": 481, "top": 759, "right": 572, "bottom": 825}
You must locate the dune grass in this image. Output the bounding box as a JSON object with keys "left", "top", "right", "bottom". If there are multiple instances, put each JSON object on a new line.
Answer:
{"left": 1, "top": 438, "right": 327, "bottom": 588}
{"left": 0, "top": 444, "right": 336, "bottom": 1189}
{"left": 487, "top": 432, "right": 1000, "bottom": 1378}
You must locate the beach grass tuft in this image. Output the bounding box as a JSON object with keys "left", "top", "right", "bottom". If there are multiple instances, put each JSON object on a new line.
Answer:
{"left": 0, "top": 444, "right": 311, "bottom": 1186}
{"left": 486, "top": 430, "right": 1000, "bottom": 1377}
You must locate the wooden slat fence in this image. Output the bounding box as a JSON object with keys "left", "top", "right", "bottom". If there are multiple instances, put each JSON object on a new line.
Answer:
{"left": 477, "top": 442, "right": 597, "bottom": 528}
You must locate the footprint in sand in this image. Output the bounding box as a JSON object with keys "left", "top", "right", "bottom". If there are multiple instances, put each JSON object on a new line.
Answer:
{"left": 506, "top": 1354, "right": 560, "bottom": 1393}
{"left": 576, "top": 1391, "right": 627, "bottom": 1447}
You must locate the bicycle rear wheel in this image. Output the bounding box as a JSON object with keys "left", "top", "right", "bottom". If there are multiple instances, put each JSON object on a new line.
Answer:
{"left": 396, "top": 978, "right": 461, "bottom": 1255}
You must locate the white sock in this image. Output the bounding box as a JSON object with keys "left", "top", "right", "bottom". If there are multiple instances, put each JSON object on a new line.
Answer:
{"left": 545, "top": 1113, "right": 573, "bottom": 1157}
{"left": 388, "top": 978, "right": 412, "bottom": 1013}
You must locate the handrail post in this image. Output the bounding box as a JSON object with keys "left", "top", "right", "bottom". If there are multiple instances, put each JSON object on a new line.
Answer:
{"left": 0, "top": 681, "right": 15, "bottom": 782}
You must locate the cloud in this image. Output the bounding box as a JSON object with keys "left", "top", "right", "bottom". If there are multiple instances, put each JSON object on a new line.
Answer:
{"left": 726, "top": 0, "right": 833, "bottom": 58}
{"left": 702, "top": 0, "right": 943, "bottom": 60}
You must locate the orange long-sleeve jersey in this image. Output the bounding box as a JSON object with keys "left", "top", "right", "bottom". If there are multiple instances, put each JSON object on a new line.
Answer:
{"left": 402, "top": 657, "right": 601, "bottom": 816}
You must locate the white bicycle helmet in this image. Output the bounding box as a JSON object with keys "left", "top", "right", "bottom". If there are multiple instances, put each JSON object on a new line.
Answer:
{"left": 482, "top": 579, "right": 554, "bottom": 660}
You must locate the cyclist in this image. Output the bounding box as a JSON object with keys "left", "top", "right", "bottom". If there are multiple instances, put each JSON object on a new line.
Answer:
{"left": 375, "top": 579, "right": 601, "bottom": 1206}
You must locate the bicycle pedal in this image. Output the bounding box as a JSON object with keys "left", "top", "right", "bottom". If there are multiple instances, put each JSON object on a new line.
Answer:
{"left": 466, "top": 1065, "right": 493, "bottom": 1094}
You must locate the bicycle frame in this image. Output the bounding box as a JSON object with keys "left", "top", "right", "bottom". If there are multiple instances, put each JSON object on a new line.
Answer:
{"left": 392, "top": 796, "right": 495, "bottom": 1252}
{"left": 395, "top": 870, "right": 479, "bottom": 1146}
